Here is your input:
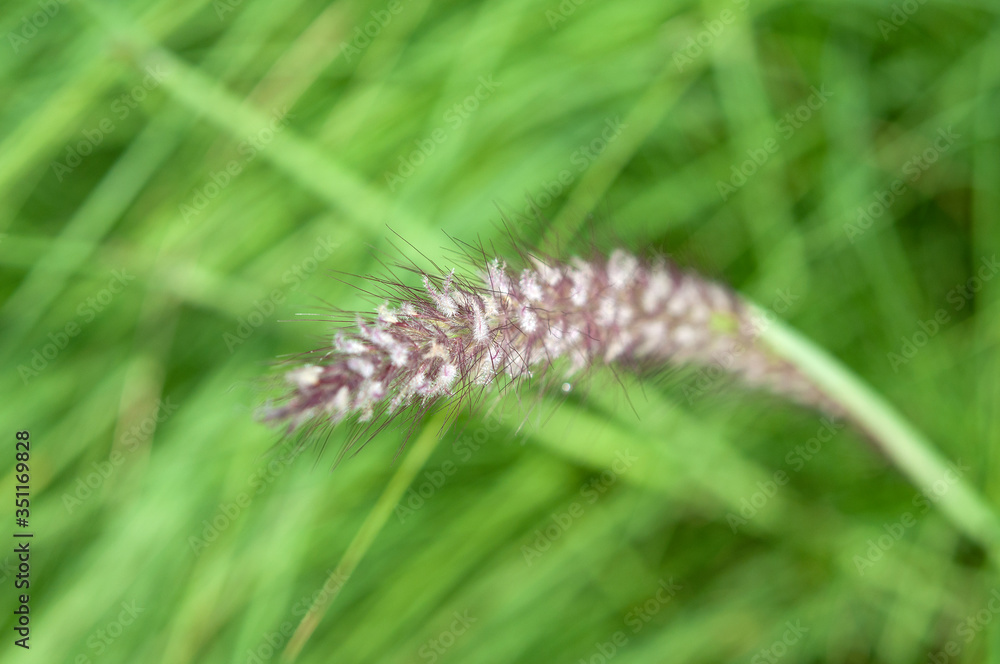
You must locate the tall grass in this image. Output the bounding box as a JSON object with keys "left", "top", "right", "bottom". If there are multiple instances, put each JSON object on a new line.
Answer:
{"left": 1, "top": 0, "right": 999, "bottom": 662}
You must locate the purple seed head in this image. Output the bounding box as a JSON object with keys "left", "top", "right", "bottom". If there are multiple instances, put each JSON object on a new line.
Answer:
{"left": 262, "top": 248, "right": 838, "bottom": 445}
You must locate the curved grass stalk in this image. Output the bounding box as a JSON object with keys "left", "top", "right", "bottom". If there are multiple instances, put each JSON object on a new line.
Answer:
{"left": 760, "top": 313, "right": 1000, "bottom": 565}
{"left": 281, "top": 415, "right": 444, "bottom": 663}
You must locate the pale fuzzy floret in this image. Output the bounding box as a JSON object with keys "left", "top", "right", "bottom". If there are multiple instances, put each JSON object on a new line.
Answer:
{"left": 642, "top": 269, "right": 674, "bottom": 314}
{"left": 470, "top": 352, "right": 496, "bottom": 385}
{"left": 482, "top": 294, "right": 500, "bottom": 319}
{"left": 597, "top": 295, "right": 616, "bottom": 327}
{"left": 569, "top": 258, "right": 593, "bottom": 307}
{"left": 326, "top": 386, "right": 350, "bottom": 417}
{"left": 347, "top": 357, "right": 375, "bottom": 378}
{"left": 356, "top": 381, "right": 385, "bottom": 421}
{"left": 287, "top": 364, "right": 323, "bottom": 388}
{"left": 673, "top": 324, "right": 700, "bottom": 347}
{"left": 636, "top": 321, "right": 669, "bottom": 355}
{"left": 471, "top": 298, "right": 489, "bottom": 344}
{"left": 519, "top": 270, "right": 543, "bottom": 301}
{"left": 666, "top": 279, "right": 696, "bottom": 317}
{"left": 433, "top": 363, "right": 458, "bottom": 394}
{"left": 543, "top": 324, "right": 583, "bottom": 361}
{"left": 423, "top": 340, "right": 452, "bottom": 362}
{"left": 387, "top": 345, "right": 409, "bottom": 366}
{"left": 597, "top": 295, "right": 634, "bottom": 327}
{"left": 519, "top": 306, "right": 539, "bottom": 334}
{"left": 390, "top": 372, "right": 427, "bottom": 411}
{"left": 424, "top": 274, "right": 458, "bottom": 317}
{"left": 607, "top": 249, "right": 639, "bottom": 290}
{"left": 604, "top": 331, "right": 633, "bottom": 363}
{"left": 530, "top": 257, "right": 563, "bottom": 287}
{"left": 377, "top": 302, "right": 399, "bottom": 325}
{"left": 618, "top": 304, "right": 634, "bottom": 327}
{"left": 334, "top": 334, "right": 367, "bottom": 355}
{"left": 363, "top": 324, "right": 409, "bottom": 366}
{"left": 487, "top": 259, "right": 512, "bottom": 297}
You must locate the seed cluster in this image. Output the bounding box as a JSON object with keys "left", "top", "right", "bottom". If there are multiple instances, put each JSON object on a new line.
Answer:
{"left": 264, "top": 249, "right": 836, "bottom": 433}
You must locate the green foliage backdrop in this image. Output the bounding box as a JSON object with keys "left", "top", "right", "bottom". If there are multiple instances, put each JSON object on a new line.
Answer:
{"left": 1, "top": 0, "right": 999, "bottom": 662}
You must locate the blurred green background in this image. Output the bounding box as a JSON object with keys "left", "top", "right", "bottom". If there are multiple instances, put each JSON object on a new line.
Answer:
{"left": 2, "top": 0, "right": 1000, "bottom": 662}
